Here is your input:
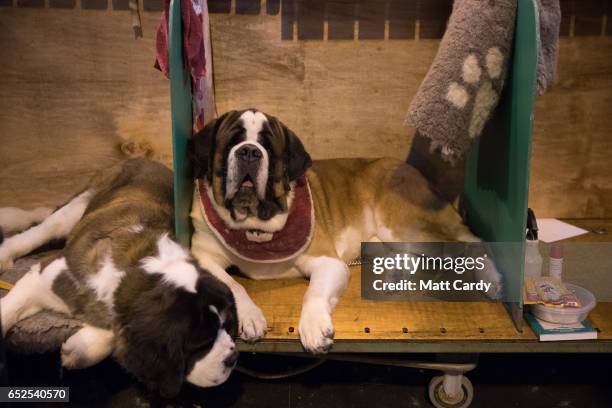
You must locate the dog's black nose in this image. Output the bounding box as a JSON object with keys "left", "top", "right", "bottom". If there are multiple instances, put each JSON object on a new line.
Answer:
{"left": 236, "top": 144, "right": 262, "bottom": 163}
{"left": 223, "top": 349, "right": 239, "bottom": 368}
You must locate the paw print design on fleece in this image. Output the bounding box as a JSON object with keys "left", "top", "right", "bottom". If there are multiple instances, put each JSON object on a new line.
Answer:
{"left": 406, "top": 0, "right": 517, "bottom": 164}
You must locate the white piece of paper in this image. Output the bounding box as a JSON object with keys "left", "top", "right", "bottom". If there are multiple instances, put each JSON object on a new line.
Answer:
{"left": 537, "top": 218, "right": 588, "bottom": 243}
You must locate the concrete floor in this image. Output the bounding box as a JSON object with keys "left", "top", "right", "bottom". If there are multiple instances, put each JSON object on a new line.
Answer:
{"left": 4, "top": 351, "right": 611, "bottom": 407}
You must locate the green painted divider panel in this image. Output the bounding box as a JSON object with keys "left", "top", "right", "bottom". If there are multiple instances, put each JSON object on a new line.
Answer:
{"left": 169, "top": 0, "right": 194, "bottom": 248}
{"left": 463, "top": 0, "right": 539, "bottom": 331}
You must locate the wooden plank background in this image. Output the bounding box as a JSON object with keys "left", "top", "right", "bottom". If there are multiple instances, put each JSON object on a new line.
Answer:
{"left": 0, "top": 2, "right": 611, "bottom": 218}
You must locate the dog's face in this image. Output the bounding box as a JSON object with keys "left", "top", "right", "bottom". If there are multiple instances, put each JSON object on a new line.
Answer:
{"left": 189, "top": 109, "right": 312, "bottom": 224}
{"left": 114, "top": 265, "right": 238, "bottom": 398}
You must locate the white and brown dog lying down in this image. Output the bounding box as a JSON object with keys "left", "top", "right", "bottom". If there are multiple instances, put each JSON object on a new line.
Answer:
{"left": 188, "top": 109, "right": 503, "bottom": 354}
{"left": 0, "top": 159, "right": 239, "bottom": 397}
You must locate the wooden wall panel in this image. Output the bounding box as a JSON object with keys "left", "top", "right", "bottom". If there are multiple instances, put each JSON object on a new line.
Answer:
{"left": 209, "top": 12, "right": 430, "bottom": 160}
{"left": 0, "top": 10, "right": 172, "bottom": 210}
{"left": 0, "top": 8, "right": 611, "bottom": 219}
{"left": 530, "top": 38, "right": 612, "bottom": 218}
{"left": 208, "top": 13, "right": 612, "bottom": 218}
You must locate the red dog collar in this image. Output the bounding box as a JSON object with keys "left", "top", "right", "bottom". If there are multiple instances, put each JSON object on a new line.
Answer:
{"left": 197, "top": 176, "right": 314, "bottom": 263}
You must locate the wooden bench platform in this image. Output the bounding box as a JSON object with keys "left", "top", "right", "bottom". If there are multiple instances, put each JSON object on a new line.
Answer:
{"left": 237, "top": 219, "right": 612, "bottom": 353}
{"left": 237, "top": 267, "right": 612, "bottom": 353}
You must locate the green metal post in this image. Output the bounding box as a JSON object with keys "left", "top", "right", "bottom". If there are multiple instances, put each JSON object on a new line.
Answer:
{"left": 169, "top": 0, "right": 194, "bottom": 248}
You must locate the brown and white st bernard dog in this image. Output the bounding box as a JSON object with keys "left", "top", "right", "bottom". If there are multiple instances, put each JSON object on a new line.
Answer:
{"left": 0, "top": 159, "right": 239, "bottom": 397}
{"left": 189, "top": 109, "right": 502, "bottom": 354}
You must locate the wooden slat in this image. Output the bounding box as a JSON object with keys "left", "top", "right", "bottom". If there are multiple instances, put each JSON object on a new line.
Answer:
{"left": 208, "top": 0, "right": 230, "bottom": 13}
{"left": 559, "top": 0, "right": 573, "bottom": 36}
{"left": 111, "top": 0, "right": 128, "bottom": 10}
{"left": 16, "top": 0, "right": 44, "bottom": 7}
{"left": 267, "top": 0, "right": 280, "bottom": 15}
{"left": 297, "top": 0, "right": 324, "bottom": 40}
{"left": 388, "top": 0, "right": 416, "bottom": 40}
{"left": 50, "top": 0, "right": 76, "bottom": 8}
{"left": 417, "top": 0, "right": 451, "bottom": 39}
{"left": 236, "top": 0, "right": 260, "bottom": 15}
{"left": 357, "top": 0, "right": 385, "bottom": 40}
{"left": 81, "top": 0, "right": 107, "bottom": 9}
{"left": 608, "top": 0, "right": 612, "bottom": 36}
{"left": 574, "top": 0, "right": 604, "bottom": 37}
{"left": 327, "top": 0, "right": 355, "bottom": 40}
{"left": 281, "top": 0, "right": 295, "bottom": 40}
{"left": 143, "top": 0, "right": 163, "bottom": 11}
{"left": 238, "top": 339, "right": 612, "bottom": 353}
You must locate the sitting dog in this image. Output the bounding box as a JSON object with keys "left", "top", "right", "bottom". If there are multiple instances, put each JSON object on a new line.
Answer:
{"left": 188, "top": 109, "right": 502, "bottom": 354}
{"left": 0, "top": 159, "right": 238, "bottom": 397}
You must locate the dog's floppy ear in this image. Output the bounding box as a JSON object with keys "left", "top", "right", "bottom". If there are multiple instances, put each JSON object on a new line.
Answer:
{"left": 282, "top": 124, "right": 312, "bottom": 181}
{"left": 189, "top": 120, "right": 218, "bottom": 180}
{"left": 116, "top": 286, "right": 187, "bottom": 398}
{"left": 189, "top": 111, "right": 242, "bottom": 179}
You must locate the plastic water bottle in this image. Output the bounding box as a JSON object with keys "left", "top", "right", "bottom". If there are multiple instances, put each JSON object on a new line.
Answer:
{"left": 524, "top": 239, "right": 543, "bottom": 277}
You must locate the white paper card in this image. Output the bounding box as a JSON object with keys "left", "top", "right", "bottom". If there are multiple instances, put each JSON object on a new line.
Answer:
{"left": 537, "top": 219, "right": 588, "bottom": 243}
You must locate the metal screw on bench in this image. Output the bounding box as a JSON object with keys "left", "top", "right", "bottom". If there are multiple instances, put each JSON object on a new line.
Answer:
{"left": 478, "top": 328, "right": 485, "bottom": 334}
{"left": 288, "top": 326, "right": 294, "bottom": 333}
{"left": 593, "top": 226, "right": 608, "bottom": 235}
{"left": 364, "top": 327, "right": 370, "bottom": 333}
{"left": 402, "top": 327, "right": 408, "bottom": 333}
{"left": 440, "top": 328, "right": 447, "bottom": 334}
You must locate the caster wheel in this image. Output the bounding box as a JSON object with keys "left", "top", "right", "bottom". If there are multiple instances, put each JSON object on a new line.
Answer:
{"left": 428, "top": 375, "right": 473, "bottom": 408}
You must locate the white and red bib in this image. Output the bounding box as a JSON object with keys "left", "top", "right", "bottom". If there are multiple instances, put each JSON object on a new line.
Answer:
{"left": 196, "top": 176, "right": 314, "bottom": 263}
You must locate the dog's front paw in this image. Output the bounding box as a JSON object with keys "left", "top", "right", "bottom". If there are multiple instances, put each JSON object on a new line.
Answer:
{"left": 61, "top": 326, "right": 113, "bottom": 369}
{"left": 475, "top": 256, "right": 504, "bottom": 300}
{"left": 61, "top": 339, "right": 89, "bottom": 369}
{"left": 299, "top": 300, "right": 335, "bottom": 354}
{"left": 61, "top": 333, "right": 97, "bottom": 369}
{"left": 235, "top": 296, "right": 267, "bottom": 342}
{"left": 0, "top": 248, "right": 14, "bottom": 271}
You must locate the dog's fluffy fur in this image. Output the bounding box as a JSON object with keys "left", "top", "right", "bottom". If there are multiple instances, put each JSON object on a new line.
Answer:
{"left": 188, "top": 109, "right": 503, "bottom": 354}
{"left": 0, "top": 159, "right": 238, "bottom": 397}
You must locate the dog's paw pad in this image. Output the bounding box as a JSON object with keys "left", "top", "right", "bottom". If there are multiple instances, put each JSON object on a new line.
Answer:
{"left": 237, "top": 299, "right": 267, "bottom": 342}
{"left": 299, "top": 302, "right": 335, "bottom": 354}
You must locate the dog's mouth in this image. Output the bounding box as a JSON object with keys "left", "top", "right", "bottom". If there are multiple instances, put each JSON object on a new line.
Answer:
{"left": 241, "top": 177, "right": 253, "bottom": 189}
{"left": 228, "top": 175, "right": 260, "bottom": 221}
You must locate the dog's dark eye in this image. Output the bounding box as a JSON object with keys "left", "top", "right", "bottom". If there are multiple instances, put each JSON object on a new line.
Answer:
{"left": 258, "top": 129, "right": 272, "bottom": 140}
{"left": 217, "top": 307, "right": 238, "bottom": 338}
{"left": 228, "top": 129, "right": 245, "bottom": 146}
{"left": 186, "top": 314, "right": 218, "bottom": 352}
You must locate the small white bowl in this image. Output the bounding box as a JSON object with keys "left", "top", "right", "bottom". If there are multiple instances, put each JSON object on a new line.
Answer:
{"left": 529, "top": 283, "right": 597, "bottom": 324}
